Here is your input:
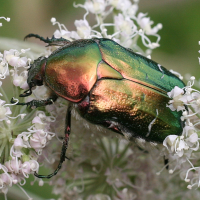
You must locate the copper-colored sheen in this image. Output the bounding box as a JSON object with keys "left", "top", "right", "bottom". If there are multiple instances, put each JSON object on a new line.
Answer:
{"left": 45, "top": 40, "right": 101, "bottom": 102}
{"left": 80, "top": 79, "right": 180, "bottom": 142}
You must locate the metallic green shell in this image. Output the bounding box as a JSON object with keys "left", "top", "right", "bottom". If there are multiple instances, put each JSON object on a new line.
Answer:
{"left": 44, "top": 38, "right": 185, "bottom": 143}
{"left": 96, "top": 38, "right": 185, "bottom": 95}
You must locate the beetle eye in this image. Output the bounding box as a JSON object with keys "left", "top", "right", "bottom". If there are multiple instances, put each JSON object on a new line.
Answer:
{"left": 35, "top": 80, "right": 43, "bottom": 86}
{"left": 30, "top": 81, "right": 35, "bottom": 87}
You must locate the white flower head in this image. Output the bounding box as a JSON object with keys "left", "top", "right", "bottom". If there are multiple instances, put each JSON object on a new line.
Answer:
{"left": 0, "top": 1, "right": 177, "bottom": 198}
{"left": 137, "top": 12, "right": 162, "bottom": 35}
{"left": 12, "top": 70, "right": 29, "bottom": 89}
{"left": 84, "top": 0, "right": 107, "bottom": 14}
{"left": 114, "top": 14, "right": 136, "bottom": 37}
{"left": 4, "top": 49, "right": 28, "bottom": 68}
{"left": 54, "top": 29, "right": 71, "bottom": 40}
{"left": 126, "top": 4, "right": 138, "bottom": 18}
{"left": 75, "top": 19, "right": 92, "bottom": 39}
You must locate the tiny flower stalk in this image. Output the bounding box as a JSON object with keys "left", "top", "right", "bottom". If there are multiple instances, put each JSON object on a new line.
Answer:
{"left": 1, "top": 1, "right": 200, "bottom": 200}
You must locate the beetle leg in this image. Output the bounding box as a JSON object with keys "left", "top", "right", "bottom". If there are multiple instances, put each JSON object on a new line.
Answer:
{"left": 10, "top": 96, "right": 58, "bottom": 108}
{"left": 24, "top": 33, "right": 71, "bottom": 46}
{"left": 34, "top": 104, "right": 72, "bottom": 179}
{"left": 164, "top": 156, "right": 169, "bottom": 170}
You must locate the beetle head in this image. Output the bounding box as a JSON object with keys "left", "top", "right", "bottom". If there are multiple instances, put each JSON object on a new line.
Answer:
{"left": 20, "top": 56, "right": 46, "bottom": 97}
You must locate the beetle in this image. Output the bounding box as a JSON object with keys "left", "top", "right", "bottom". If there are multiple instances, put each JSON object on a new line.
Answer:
{"left": 12, "top": 34, "right": 185, "bottom": 178}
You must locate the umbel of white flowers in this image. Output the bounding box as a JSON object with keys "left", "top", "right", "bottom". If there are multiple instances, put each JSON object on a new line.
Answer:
{"left": 0, "top": 1, "right": 200, "bottom": 200}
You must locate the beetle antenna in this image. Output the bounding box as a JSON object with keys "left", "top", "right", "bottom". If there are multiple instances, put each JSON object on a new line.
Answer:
{"left": 24, "top": 34, "right": 48, "bottom": 43}
{"left": 24, "top": 33, "right": 71, "bottom": 47}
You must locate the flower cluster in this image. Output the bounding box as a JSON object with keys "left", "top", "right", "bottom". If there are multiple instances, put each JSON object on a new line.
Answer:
{"left": 2, "top": 0, "right": 199, "bottom": 200}
{"left": 51, "top": 0, "right": 162, "bottom": 55}
{"left": 164, "top": 74, "right": 200, "bottom": 189}
{"left": 0, "top": 47, "right": 62, "bottom": 199}
{"left": 0, "top": 16, "right": 65, "bottom": 199}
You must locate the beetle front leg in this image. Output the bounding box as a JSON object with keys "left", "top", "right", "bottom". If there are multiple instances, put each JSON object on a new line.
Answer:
{"left": 34, "top": 104, "right": 72, "bottom": 179}
{"left": 11, "top": 96, "right": 58, "bottom": 108}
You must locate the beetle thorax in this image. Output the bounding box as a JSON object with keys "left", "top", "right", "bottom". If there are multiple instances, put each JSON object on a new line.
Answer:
{"left": 28, "top": 56, "right": 46, "bottom": 88}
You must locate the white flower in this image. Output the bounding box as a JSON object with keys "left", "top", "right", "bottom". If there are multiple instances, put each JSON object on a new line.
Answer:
{"left": 114, "top": 14, "right": 136, "bottom": 37}
{"left": 0, "top": 61, "right": 9, "bottom": 78}
{"left": 127, "top": 4, "right": 138, "bottom": 18}
{"left": 14, "top": 137, "right": 26, "bottom": 150}
{"left": 74, "top": 19, "right": 91, "bottom": 39}
{"left": 185, "top": 92, "right": 200, "bottom": 113}
{"left": 84, "top": 0, "right": 106, "bottom": 14}
{"left": 167, "top": 86, "right": 185, "bottom": 111}
{"left": 0, "top": 99, "right": 12, "bottom": 122}
{"left": 163, "top": 125, "right": 199, "bottom": 157}
{"left": 4, "top": 49, "right": 28, "bottom": 68}
{"left": 183, "top": 126, "right": 199, "bottom": 150}
{"left": 163, "top": 135, "right": 178, "bottom": 153}
{"left": 137, "top": 12, "right": 162, "bottom": 35}
{"left": 51, "top": 18, "right": 72, "bottom": 40}
{"left": 54, "top": 29, "right": 71, "bottom": 40}
{"left": 12, "top": 70, "right": 29, "bottom": 89}
{"left": 109, "top": 0, "right": 131, "bottom": 12}
{"left": 21, "top": 160, "right": 39, "bottom": 177}
{"left": 114, "top": 188, "right": 137, "bottom": 200}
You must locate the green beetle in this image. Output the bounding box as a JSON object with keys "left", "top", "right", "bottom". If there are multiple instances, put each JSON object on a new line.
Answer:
{"left": 12, "top": 34, "right": 185, "bottom": 178}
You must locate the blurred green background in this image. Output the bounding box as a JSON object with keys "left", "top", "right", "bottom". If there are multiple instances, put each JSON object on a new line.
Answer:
{"left": 1, "top": 0, "right": 200, "bottom": 76}
{"left": 1, "top": 0, "right": 200, "bottom": 199}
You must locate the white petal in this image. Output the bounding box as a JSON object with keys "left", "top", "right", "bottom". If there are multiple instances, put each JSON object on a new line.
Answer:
{"left": 32, "top": 116, "right": 43, "bottom": 124}
{"left": 178, "top": 140, "right": 185, "bottom": 150}
{"left": 188, "top": 133, "right": 198, "bottom": 143}
{"left": 5, "top": 107, "right": 12, "bottom": 115}
{"left": 163, "top": 135, "right": 178, "bottom": 150}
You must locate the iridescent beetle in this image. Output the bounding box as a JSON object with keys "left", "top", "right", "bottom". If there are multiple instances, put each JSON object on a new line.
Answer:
{"left": 12, "top": 34, "right": 185, "bottom": 178}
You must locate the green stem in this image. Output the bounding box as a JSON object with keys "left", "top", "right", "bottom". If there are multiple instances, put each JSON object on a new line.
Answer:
{"left": 11, "top": 109, "right": 36, "bottom": 131}
{"left": 5, "top": 140, "right": 9, "bottom": 162}
{"left": 0, "top": 133, "right": 6, "bottom": 139}
{"left": 0, "top": 85, "right": 9, "bottom": 103}
{"left": 12, "top": 123, "right": 32, "bottom": 135}
{"left": 0, "top": 138, "right": 6, "bottom": 157}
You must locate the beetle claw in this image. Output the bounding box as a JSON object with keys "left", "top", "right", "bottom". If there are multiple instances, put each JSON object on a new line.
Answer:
{"left": 19, "top": 89, "right": 32, "bottom": 97}
{"left": 65, "top": 156, "right": 70, "bottom": 160}
{"left": 10, "top": 97, "right": 17, "bottom": 104}
{"left": 10, "top": 97, "right": 27, "bottom": 106}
